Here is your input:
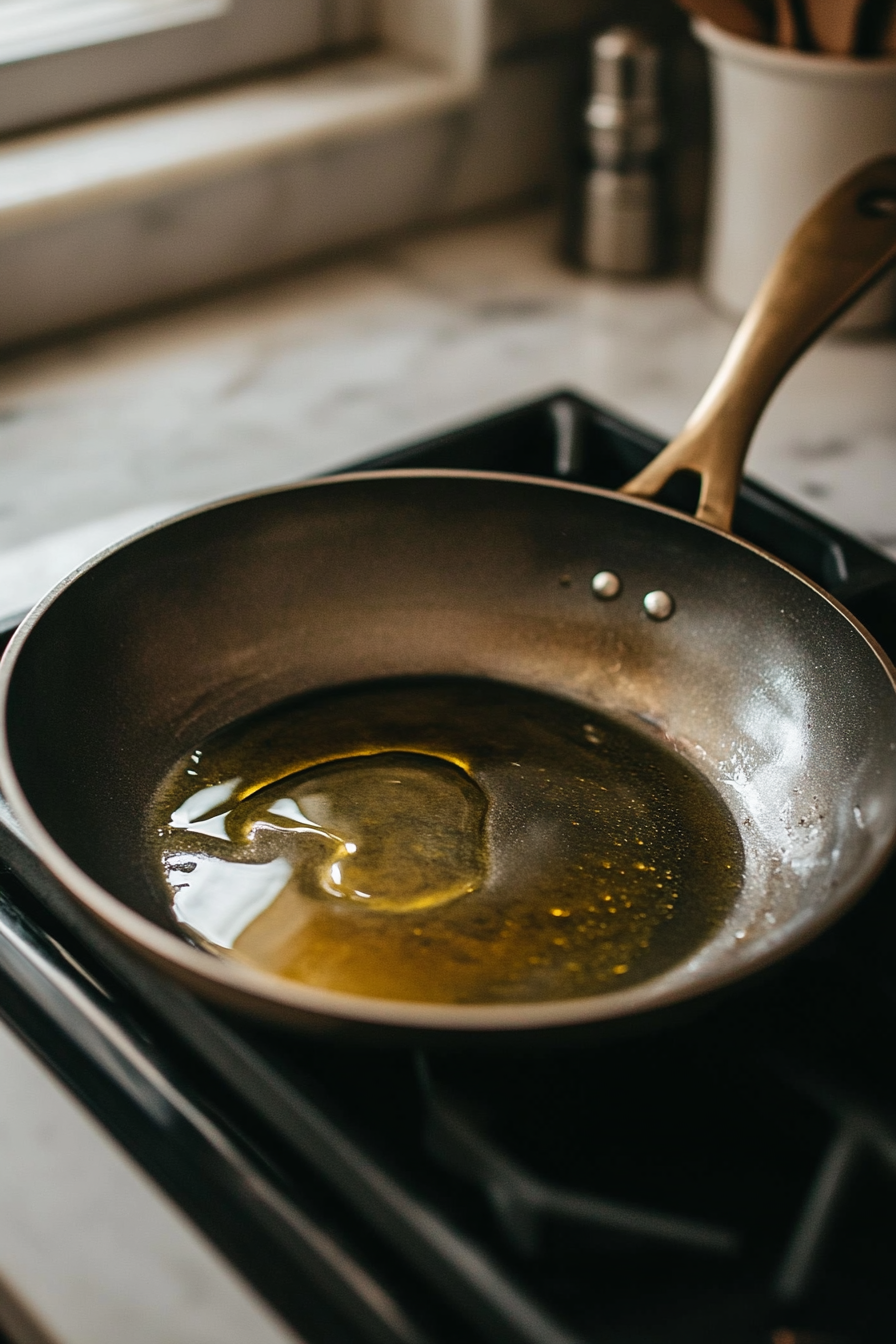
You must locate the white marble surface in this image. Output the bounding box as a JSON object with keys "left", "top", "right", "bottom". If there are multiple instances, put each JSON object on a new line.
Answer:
{"left": 1, "top": 207, "right": 895, "bottom": 597}
{"left": 0, "top": 204, "right": 895, "bottom": 1340}
{"left": 0, "top": 1025, "right": 298, "bottom": 1344}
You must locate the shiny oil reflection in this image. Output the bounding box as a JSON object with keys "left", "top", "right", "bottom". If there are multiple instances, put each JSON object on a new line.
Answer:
{"left": 149, "top": 679, "right": 743, "bottom": 1004}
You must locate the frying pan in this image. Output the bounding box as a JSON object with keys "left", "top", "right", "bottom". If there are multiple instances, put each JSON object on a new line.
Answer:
{"left": 2, "top": 159, "right": 896, "bottom": 1041}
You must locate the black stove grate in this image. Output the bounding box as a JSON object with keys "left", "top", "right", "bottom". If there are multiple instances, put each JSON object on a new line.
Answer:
{"left": 0, "top": 392, "right": 894, "bottom": 1344}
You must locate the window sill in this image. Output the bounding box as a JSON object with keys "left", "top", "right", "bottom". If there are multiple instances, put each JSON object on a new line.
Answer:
{"left": 0, "top": 48, "right": 481, "bottom": 241}
{"left": 0, "top": 0, "right": 573, "bottom": 348}
{"left": 0, "top": 0, "right": 486, "bottom": 239}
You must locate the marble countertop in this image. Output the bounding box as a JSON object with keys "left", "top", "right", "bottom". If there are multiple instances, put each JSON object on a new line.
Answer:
{"left": 0, "top": 205, "right": 895, "bottom": 1343}
{"left": 0, "top": 207, "right": 895, "bottom": 616}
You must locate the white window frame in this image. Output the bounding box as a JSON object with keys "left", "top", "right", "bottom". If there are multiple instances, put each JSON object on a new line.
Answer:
{"left": 0, "top": 0, "right": 486, "bottom": 242}
{"left": 0, "top": 0, "right": 378, "bottom": 137}
{"left": 0, "top": 1, "right": 230, "bottom": 64}
{"left": 0, "top": 0, "right": 488, "bottom": 346}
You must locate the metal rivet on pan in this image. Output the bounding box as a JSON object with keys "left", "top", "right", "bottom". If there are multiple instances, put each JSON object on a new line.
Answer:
{"left": 592, "top": 570, "right": 621, "bottom": 600}
{"left": 858, "top": 188, "right": 896, "bottom": 219}
{"left": 643, "top": 590, "right": 675, "bottom": 620}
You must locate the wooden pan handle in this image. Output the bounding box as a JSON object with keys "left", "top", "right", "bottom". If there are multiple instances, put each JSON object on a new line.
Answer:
{"left": 620, "top": 155, "right": 896, "bottom": 532}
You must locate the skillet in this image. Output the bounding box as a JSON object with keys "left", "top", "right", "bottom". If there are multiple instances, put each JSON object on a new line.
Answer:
{"left": 2, "top": 158, "right": 896, "bottom": 1040}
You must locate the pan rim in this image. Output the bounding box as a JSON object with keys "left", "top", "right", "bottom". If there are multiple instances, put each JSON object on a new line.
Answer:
{"left": 1, "top": 466, "right": 895, "bottom": 1033}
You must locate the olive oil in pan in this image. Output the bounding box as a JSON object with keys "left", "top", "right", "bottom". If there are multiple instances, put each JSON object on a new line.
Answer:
{"left": 148, "top": 679, "right": 743, "bottom": 1004}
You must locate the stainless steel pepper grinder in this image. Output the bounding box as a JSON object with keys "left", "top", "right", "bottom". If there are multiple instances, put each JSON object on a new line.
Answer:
{"left": 582, "top": 26, "right": 663, "bottom": 276}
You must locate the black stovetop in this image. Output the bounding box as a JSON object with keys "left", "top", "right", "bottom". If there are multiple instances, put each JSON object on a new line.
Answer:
{"left": 0, "top": 392, "right": 895, "bottom": 1344}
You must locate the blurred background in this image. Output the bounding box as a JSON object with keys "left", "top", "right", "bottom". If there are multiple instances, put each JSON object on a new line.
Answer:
{"left": 0, "top": 0, "right": 709, "bottom": 346}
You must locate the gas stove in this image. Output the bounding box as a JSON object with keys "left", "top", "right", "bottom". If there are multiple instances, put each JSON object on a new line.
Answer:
{"left": 0, "top": 393, "right": 894, "bottom": 1344}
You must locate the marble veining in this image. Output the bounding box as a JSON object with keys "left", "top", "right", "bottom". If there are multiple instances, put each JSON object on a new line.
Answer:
{"left": 0, "top": 208, "right": 894, "bottom": 616}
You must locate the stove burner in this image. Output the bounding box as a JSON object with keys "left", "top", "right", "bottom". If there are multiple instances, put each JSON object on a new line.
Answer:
{"left": 0, "top": 392, "right": 895, "bottom": 1344}
{"left": 417, "top": 1054, "right": 740, "bottom": 1259}
{"left": 775, "top": 1070, "right": 896, "bottom": 1305}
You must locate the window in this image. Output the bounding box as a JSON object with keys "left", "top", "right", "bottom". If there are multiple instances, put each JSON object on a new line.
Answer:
{"left": 0, "top": 1, "right": 230, "bottom": 63}
{"left": 0, "top": 0, "right": 487, "bottom": 346}
{"left": 0, "top": 0, "right": 377, "bottom": 135}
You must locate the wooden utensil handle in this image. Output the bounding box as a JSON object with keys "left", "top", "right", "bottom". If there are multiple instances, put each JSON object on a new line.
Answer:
{"left": 620, "top": 155, "right": 896, "bottom": 533}
{"left": 805, "top": 0, "right": 864, "bottom": 53}
{"left": 774, "top": 0, "right": 801, "bottom": 47}
{"left": 674, "top": 0, "right": 767, "bottom": 41}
